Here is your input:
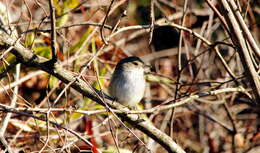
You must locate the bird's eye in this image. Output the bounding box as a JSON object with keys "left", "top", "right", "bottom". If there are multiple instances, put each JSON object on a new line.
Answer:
{"left": 133, "top": 62, "right": 138, "bottom": 65}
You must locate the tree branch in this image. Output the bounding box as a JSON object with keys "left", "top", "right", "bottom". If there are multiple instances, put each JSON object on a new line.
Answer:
{"left": 218, "top": 0, "right": 260, "bottom": 103}
{"left": 0, "top": 30, "right": 186, "bottom": 153}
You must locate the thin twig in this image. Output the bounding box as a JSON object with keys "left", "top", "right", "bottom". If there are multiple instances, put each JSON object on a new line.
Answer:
{"left": 48, "top": 0, "right": 57, "bottom": 61}
{"left": 21, "top": 22, "right": 113, "bottom": 34}
{"left": 175, "top": 0, "right": 189, "bottom": 100}
{"left": 23, "top": 0, "right": 33, "bottom": 49}
{"left": 157, "top": 22, "right": 238, "bottom": 83}
{"left": 218, "top": 0, "right": 260, "bottom": 102}
{"left": 205, "top": 0, "right": 230, "bottom": 33}
{"left": 0, "top": 87, "right": 247, "bottom": 115}
{"left": 100, "top": 0, "right": 115, "bottom": 45}
{"left": 39, "top": 112, "right": 50, "bottom": 153}
{"left": 0, "top": 63, "right": 20, "bottom": 153}
{"left": 149, "top": 0, "right": 155, "bottom": 44}
{"left": 0, "top": 60, "right": 19, "bottom": 79}
{"left": 0, "top": 107, "right": 95, "bottom": 149}
{"left": 0, "top": 71, "right": 45, "bottom": 93}
{"left": 228, "top": 0, "right": 260, "bottom": 59}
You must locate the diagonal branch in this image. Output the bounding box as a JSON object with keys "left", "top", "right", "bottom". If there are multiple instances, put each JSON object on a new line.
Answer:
{"left": 0, "top": 30, "right": 186, "bottom": 153}
{"left": 217, "top": 0, "right": 260, "bottom": 103}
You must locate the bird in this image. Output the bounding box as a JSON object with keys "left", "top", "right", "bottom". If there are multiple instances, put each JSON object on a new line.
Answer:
{"left": 109, "top": 56, "right": 149, "bottom": 108}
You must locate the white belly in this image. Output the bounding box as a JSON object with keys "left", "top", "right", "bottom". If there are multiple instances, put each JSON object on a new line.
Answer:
{"left": 109, "top": 69, "right": 145, "bottom": 107}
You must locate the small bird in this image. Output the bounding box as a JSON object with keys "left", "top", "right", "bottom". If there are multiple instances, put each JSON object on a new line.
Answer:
{"left": 109, "top": 56, "right": 149, "bottom": 107}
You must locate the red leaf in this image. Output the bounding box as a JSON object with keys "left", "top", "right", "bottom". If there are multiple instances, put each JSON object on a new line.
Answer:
{"left": 85, "top": 119, "right": 98, "bottom": 153}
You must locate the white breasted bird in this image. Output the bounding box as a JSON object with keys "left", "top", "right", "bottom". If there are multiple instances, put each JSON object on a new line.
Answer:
{"left": 109, "top": 56, "right": 149, "bottom": 107}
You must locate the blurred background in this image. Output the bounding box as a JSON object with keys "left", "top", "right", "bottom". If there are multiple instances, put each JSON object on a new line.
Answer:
{"left": 0, "top": 0, "right": 260, "bottom": 152}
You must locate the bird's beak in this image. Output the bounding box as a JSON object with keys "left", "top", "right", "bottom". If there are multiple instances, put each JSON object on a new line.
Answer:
{"left": 144, "top": 64, "right": 152, "bottom": 73}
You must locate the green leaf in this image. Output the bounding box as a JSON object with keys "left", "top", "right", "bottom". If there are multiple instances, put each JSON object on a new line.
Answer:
{"left": 52, "top": 0, "right": 62, "bottom": 16}
{"left": 33, "top": 46, "right": 51, "bottom": 59}
{"left": 49, "top": 75, "right": 59, "bottom": 89}
{"left": 24, "top": 32, "right": 35, "bottom": 48}
{"left": 63, "top": 0, "right": 79, "bottom": 11}
{"left": 67, "top": 28, "right": 92, "bottom": 54}
{"left": 55, "top": 0, "right": 79, "bottom": 27}
{"left": 56, "top": 14, "right": 69, "bottom": 27}
{"left": 0, "top": 54, "right": 16, "bottom": 72}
